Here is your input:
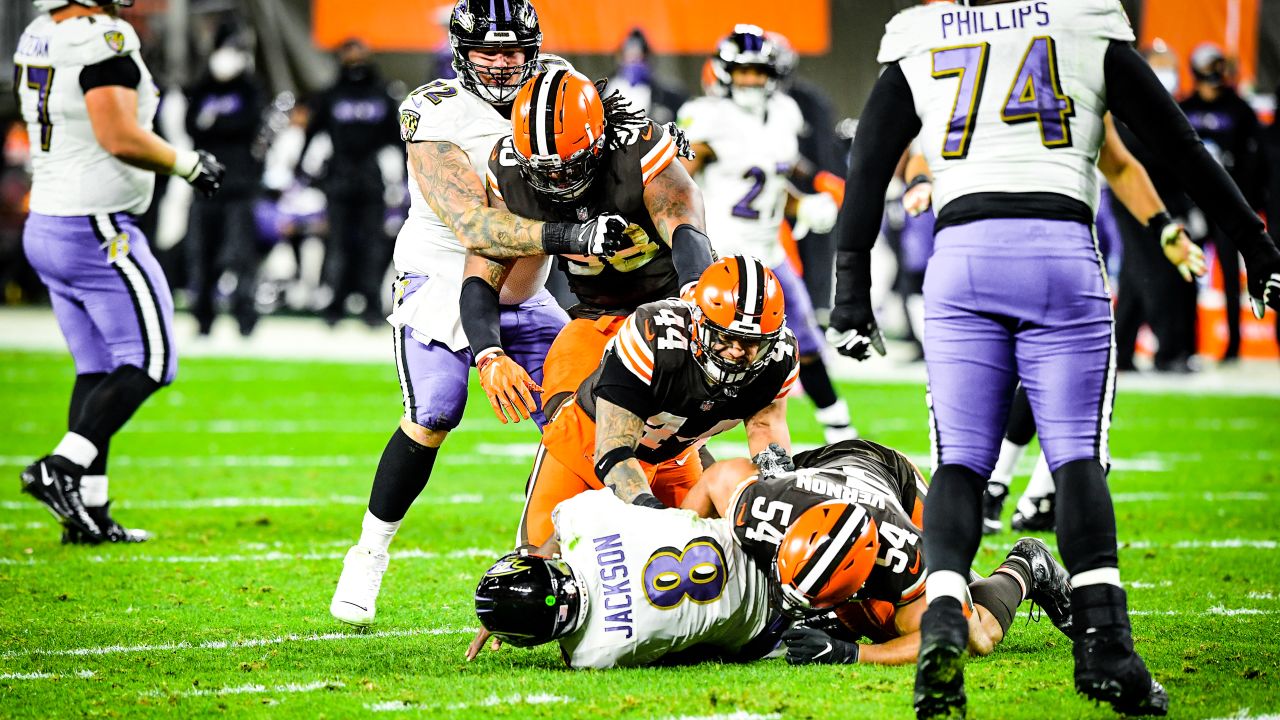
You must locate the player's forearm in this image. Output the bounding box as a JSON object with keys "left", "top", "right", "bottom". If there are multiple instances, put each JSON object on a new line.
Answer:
{"left": 644, "top": 162, "right": 706, "bottom": 248}
{"left": 593, "top": 398, "right": 652, "bottom": 502}
{"left": 744, "top": 399, "right": 790, "bottom": 457}
{"left": 452, "top": 204, "right": 551, "bottom": 258}
{"left": 602, "top": 459, "right": 653, "bottom": 504}
{"left": 857, "top": 632, "right": 921, "bottom": 666}
{"left": 103, "top": 128, "right": 180, "bottom": 174}
{"left": 1105, "top": 162, "right": 1165, "bottom": 225}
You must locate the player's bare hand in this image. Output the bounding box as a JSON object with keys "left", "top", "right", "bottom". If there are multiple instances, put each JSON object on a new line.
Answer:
{"left": 1160, "top": 227, "right": 1206, "bottom": 283}
{"left": 465, "top": 627, "right": 501, "bottom": 661}
{"left": 477, "top": 352, "right": 541, "bottom": 424}
{"left": 902, "top": 178, "right": 933, "bottom": 217}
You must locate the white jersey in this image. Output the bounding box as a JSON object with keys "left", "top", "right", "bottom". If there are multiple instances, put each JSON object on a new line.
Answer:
{"left": 678, "top": 93, "right": 803, "bottom": 269}
{"left": 554, "top": 490, "right": 773, "bottom": 669}
{"left": 389, "top": 77, "right": 549, "bottom": 350}
{"left": 15, "top": 14, "right": 159, "bottom": 216}
{"left": 880, "top": 0, "right": 1134, "bottom": 214}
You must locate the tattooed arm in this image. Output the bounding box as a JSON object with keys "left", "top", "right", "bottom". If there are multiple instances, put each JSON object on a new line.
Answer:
{"left": 644, "top": 160, "right": 713, "bottom": 285}
{"left": 593, "top": 397, "right": 653, "bottom": 503}
{"left": 409, "top": 140, "right": 549, "bottom": 258}
{"left": 744, "top": 397, "right": 791, "bottom": 457}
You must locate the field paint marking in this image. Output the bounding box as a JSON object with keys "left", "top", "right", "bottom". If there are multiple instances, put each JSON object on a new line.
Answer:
{"left": 1125, "top": 539, "right": 1278, "bottom": 550}
{"left": 369, "top": 693, "right": 573, "bottom": 713}
{"left": 659, "top": 713, "right": 783, "bottom": 720}
{"left": 0, "top": 454, "right": 526, "bottom": 470}
{"left": 1126, "top": 581, "right": 1173, "bottom": 589}
{"left": 0, "top": 670, "right": 94, "bottom": 681}
{"left": 1113, "top": 492, "right": 1270, "bottom": 503}
{"left": 147, "top": 679, "right": 344, "bottom": 698}
{"left": 1129, "top": 608, "right": 1275, "bottom": 617}
{"left": 0, "top": 493, "right": 525, "bottom": 512}
{"left": 0, "top": 522, "right": 47, "bottom": 530}
{"left": 1247, "top": 592, "right": 1275, "bottom": 600}
{"left": 0, "top": 547, "right": 504, "bottom": 567}
{"left": 1, "top": 626, "right": 472, "bottom": 660}
{"left": 1203, "top": 711, "right": 1280, "bottom": 720}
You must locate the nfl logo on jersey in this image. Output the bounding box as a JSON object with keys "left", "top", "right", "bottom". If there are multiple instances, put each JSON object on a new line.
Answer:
{"left": 700, "top": 400, "right": 716, "bottom": 412}
{"left": 103, "top": 30, "right": 126, "bottom": 55}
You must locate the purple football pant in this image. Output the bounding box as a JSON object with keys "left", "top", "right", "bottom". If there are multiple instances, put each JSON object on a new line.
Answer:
{"left": 393, "top": 275, "right": 567, "bottom": 431}
{"left": 23, "top": 212, "right": 176, "bottom": 384}
{"left": 923, "top": 218, "right": 1114, "bottom": 477}
{"left": 772, "top": 261, "right": 824, "bottom": 356}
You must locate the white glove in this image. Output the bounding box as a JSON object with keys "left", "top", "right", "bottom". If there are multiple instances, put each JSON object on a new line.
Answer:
{"left": 794, "top": 192, "right": 839, "bottom": 238}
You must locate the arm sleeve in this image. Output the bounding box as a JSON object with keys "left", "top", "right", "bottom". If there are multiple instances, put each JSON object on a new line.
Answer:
{"left": 834, "top": 63, "right": 920, "bottom": 254}
{"left": 1104, "top": 41, "right": 1266, "bottom": 252}
{"left": 459, "top": 276, "right": 503, "bottom": 356}
{"left": 78, "top": 55, "right": 141, "bottom": 92}
{"left": 671, "top": 224, "right": 714, "bottom": 287}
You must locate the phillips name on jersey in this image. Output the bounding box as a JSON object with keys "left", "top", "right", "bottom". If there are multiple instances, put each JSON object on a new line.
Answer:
{"left": 553, "top": 489, "right": 772, "bottom": 668}
{"left": 730, "top": 440, "right": 929, "bottom": 606}
{"left": 571, "top": 298, "right": 799, "bottom": 465}
{"left": 879, "top": 0, "right": 1134, "bottom": 216}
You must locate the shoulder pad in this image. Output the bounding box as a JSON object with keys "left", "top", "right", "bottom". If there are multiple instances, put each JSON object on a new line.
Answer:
{"left": 771, "top": 93, "right": 805, "bottom": 133}
{"left": 877, "top": 4, "right": 943, "bottom": 64}
{"left": 1061, "top": 0, "right": 1135, "bottom": 42}
{"left": 637, "top": 119, "right": 677, "bottom": 186}
{"left": 613, "top": 311, "right": 658, "bottom": 385}
{"left": 676, "top": 96, "right": 725, "bottom": 144}
{"left": 50, "top": 16, "right": 139, "bottom": 67}
{"left": 398, "top": 79, "right": 472, "bottom": 143}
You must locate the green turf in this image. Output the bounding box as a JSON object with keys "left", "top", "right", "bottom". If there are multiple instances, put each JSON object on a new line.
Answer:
{"left": 1, "top": 350, "right": 1277, "bottom": 719}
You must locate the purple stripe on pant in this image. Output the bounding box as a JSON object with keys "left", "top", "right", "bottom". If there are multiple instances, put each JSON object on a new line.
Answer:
{"left": 923, "top": 218, "right": 1114, "bottom": 477}
{"left": 771, "top": 261, "right": 824, "bottom": 356}
{"left": 23, "top": 212, "right": 177, "bottom": 384}
{"left": 395, "top": 274, "right": 567, "bottom": 431}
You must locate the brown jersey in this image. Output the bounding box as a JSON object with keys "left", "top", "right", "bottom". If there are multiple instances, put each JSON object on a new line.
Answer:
{"left": 730, "top": 440, "right": 930, "bottom": 606}
{"left": 487, "top": 119, "right": 681, "bottom": 318}
{"left": 575, "top": 298, "right": 799, "bottom": 465}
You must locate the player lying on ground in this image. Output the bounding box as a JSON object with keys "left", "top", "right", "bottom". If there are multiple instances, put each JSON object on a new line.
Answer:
{"left": 513, "top": 255, "right": 799, "bottom": 547}
{"left": 682, "top": 442, "right": 1073, "bottom": 665}
{"left": 468, "top": 488, "right": 784, "bottom": 668}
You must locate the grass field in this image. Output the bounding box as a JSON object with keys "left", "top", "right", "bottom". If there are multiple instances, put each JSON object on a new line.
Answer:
{"left": 1, "top": 349, "right": 1278, "bottom": 719}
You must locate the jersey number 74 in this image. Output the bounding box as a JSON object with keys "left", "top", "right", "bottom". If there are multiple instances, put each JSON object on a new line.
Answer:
{"left": 931, "top": 36, "right": 1075, "bottom": 160}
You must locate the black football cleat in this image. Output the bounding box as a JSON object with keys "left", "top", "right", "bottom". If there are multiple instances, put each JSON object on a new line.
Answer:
{"left": 982, "top": 482, "right": 1008, "bottom": 535}
{"left": 1005, "top": 537, "right": 1073, "bottom": 637}
{"left": 20, "top": 457, "right": 103, "bottom": 543}
{"left": 1073, "top": 584, "right": 1168, "bottom": 716}
{"left": 62, "top": 502, "right": 151, "bottom": 544}
{"left": 1010, "top": 492, "right": 1056, "bottom": 532}
{"left": 914, "top": 598, "right": 969, "bottom": 719}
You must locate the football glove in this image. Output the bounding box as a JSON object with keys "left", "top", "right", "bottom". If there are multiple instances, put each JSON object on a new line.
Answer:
{"left": 476, "top": 350, "right": 542, "bottom": 424}
{"left": 902, "top": 174, "right": 933, "bottom": 218}
{"left": 1148, "top": 213, "right": 1206, "bottom": 283}
{"left": 1245, "top": 248, "right": 1280, "bottom": 319}
{"left": 826, "top": 304, "right": 886, "bottom": 361}
{"left": 794, "top": 192, "right": 839, "bottom": 238}
{"left": 176, "top": 149, "right": 226, "bottom": 197}
{"left": 752, "top": 442, "right": 795, "bottom": 480}
{"left": 664, "top": 121, "right": 695, "bottom": 161}
{"left": 544, "top": 214, "right": 633, "bottom": 259}
{"left": 782, "top": 626, "right": 860, "bottom": 665}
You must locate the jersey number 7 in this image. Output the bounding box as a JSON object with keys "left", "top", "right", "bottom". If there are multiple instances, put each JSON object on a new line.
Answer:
{"left": 931, "top": 36, "right": 1075, "bottom": 160}
{"left": 16, "top": 64, "right": 55, "bottom": 152}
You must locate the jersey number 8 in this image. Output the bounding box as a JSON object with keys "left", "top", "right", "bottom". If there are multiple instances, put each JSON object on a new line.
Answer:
{"left": 931, "top": 36, "right": 1075, "bottom": 160}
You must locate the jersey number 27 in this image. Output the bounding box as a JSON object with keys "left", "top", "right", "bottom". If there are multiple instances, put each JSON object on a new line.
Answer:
{"left": 931, "top": 36, "right": 1075, "bottom": 160}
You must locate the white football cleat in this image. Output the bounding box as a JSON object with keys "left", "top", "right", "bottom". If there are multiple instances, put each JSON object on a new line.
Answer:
{"left": 331, "top": 545, "right": 389, "bottom": 627}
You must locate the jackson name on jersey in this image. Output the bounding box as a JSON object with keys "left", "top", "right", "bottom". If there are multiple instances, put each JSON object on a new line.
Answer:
{"left": 880, "top": 0, "right": 1134, "bottom": 214}
{"left": 553, "top": 489, "right": 773, "bottom": 668}
{"left": 677, "top": 92, "right": 804, "bottom": 269}
{"left": 730, "top": 440, "right": 929, "bottom": 606}
{"left": 15, "top": 14, "right": 158, "bottom": 216}
{"left": 388, "top": 75, "right": 550, "bottom": 350}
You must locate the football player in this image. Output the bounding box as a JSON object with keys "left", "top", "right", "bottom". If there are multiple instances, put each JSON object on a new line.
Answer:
{"left": 329, "top": 0, "right": 632, "bottom": 628}
{"left": 15, "top": 0, "right": 225, "bottom": 544}
{"left": 467, "top": 67, "right": 715, "bottom": 428}
{"left": 467, "top": 488, "right": 782, "bottom": 668}
{"left": 683, "top": 443, "right": 1072, "bottom": 666}
{"left": 828, "top": 1, "right": 1280, "bottom": 716}
{"left": 516, "top": 255, "right": 799, "bottom": 548}
{"left": 678, "top": 26, "right": 857, "bottom": 444}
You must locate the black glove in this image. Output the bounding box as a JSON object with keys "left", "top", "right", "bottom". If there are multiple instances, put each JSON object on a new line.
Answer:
{"left": 827, "top": 250, "right": 886, "bottom": 361}
{"left": 1244, "top": 240, "right": 1280, "bottom": 318}
{"left": 752, "top": 442, "right": 795, "bottom": 480}
{"left": 182, "top": 150, "right": 226, "bottom": 197}
{"left": 543, "top": 214, "right": 633, "bottom": 259}
{"left": 631, "top": 492, "right": 666, "bottom": 510}
{"left": 782, "top": 626, "right": 860, "bottom": 665}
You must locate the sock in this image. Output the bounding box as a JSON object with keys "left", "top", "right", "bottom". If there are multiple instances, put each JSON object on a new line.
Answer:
{"left": 53, "top": 432, "right": 98, "bottom": 470}
{"left": 1004, "top": 385, "right": 1038, "bottom": 445}
{"left": 926, "top": 569, "right": 971, "bottom": 606}
{"left": 80, "top": 475, "right": 109, "bottom": 508}
{"left": 970, "top": 569, "right": 1027, "bottom": 634}
{"left": 366, "top": 427, "right": 440, "bottom": 523}
{"left": 1053, "top": 459, "right": 1119, "bottom": 576}
{"left": 988, "top": 439, "right": 1027, "bottom": 489}
{"left": 799, "top": 357, "right": 840, "bottom": 411}
{"left": 68, "top": 372, "right": 108, "bottom": 426}
{"left": 1072, "top": 567, "right": 1122, "bottom": 589}
{"left": 71, "top": 365, "right": 161, "bottom": 450}
{"left": 922, "top": 463, "right": 986, "bottom": 579}
{"left": 358, "top": 509, "right": 401, "bottom": 554}
{"left": 814, "top": 398, "right": 852, "bottom": 429}
{"left": 1024, "top": 454, "right": 1055, "bottom": 497}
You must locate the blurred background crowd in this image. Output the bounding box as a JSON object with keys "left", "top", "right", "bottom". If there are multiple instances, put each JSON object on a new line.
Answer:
{"left": 1, "top": 0, "right": 1278, "bottom": 369}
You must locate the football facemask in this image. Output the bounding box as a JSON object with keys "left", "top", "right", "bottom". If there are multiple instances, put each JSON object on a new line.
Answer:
{"left": 449, "top": 0, "right": 542, "bottom": 106}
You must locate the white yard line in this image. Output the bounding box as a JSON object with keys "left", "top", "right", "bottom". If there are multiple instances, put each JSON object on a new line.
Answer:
{"left": 1125, "top": 539, "right": 1278, "bottom": 550}
{"left": 146, "top": 679, "right": 344, "bottom": 698}
{"left": 0, "top": 670, "right": 94, "bottom": 681}
{"left": 368, "top": 694, "right": 574, "bottom": 713}
{"left": 1, "top": 547, "right": 504, "bottom": 567}
{"left": 659, "top": 713, "right": 783, "bottom": 720}
{"left": 0, "top": 494, "right": 524, "bottom": 512}
{"left": 1, "top": 627, "right": 472, "bottom": 660}
{"left": 0, "top": 454, "right": 527, "bottom": 470}
{"left": 1202, "top": 711, "right": 1280, "bottom": 720}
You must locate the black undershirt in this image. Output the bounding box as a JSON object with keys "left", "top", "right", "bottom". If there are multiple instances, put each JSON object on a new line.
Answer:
{"left": 79, "top": 55, "right": 141, "bottom": 92}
